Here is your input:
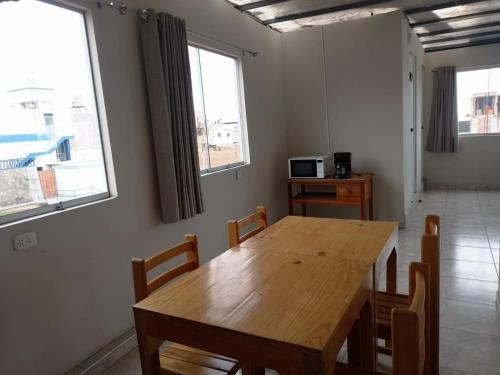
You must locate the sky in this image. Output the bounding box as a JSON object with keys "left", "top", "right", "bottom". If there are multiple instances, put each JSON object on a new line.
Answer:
{"left": 0, "top": 0, "right": 96, "bottom": 133}
{"left": 189, "top": 46, "right": 241, "bottom": 125}
{"left": 0, "top": 0, "right": 242, "bottom": 129}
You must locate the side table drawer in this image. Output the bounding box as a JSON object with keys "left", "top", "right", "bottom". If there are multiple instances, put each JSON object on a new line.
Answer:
{"left": 338, "top": 184, "right": 361, "bottom": 199}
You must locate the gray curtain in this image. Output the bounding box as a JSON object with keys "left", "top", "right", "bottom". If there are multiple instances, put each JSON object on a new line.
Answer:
{"left": 426, "top": 66, "right": 458, "bottom": 153}
{"left": 139, "top": 9, "right": 204, "bottom": 223}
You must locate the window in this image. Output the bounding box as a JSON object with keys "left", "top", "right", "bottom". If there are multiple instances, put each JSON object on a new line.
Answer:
{"left": 56, "top": 139, "right": 71, "bottom": 162}
{"left": 21, "top": 101, "right": 38, "bottom": 110}
{"left": 0, "top": 0, "right": 110, "bottom": 224}
{"left": 188, "top": 45, "right": 248, "bottom": 173}
{"left": 44, "top": 113, "right": 54, "bottom": 126}
{"left": 457, "top": 67, "right": 500, "bottom": 135}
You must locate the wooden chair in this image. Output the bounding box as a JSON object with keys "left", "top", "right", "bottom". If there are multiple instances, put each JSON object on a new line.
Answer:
{"left": 132, "top": 235, "right": 240, "bottom": 375}
{"left": 376, "top": 215, "right": 440, "bottom": 374}
{"left": 338, "top": 262, "right": 431, "bottom": 375}
{"left": 227, "top": 206, "right": 268, "bottom": 248}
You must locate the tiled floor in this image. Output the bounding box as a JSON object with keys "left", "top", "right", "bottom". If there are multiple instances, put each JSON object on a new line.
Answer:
{"left": 104, "top": 189, "right": 500, "bottom": 375}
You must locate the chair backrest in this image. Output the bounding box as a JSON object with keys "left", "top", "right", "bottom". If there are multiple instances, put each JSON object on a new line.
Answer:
{"left": 227, "top": 206, "right": 268, "bottom": 248}
{"left": 392, "top": 262, "right": 431, "bottom": 375}
{"left": 425, "top": 215, "right": 439, "bottom": 237}
{"left": 131, "top": 234, "right": 200, "bottom": 303}
{"left": 421, "top": 215, "right": 440, "bottom": 375}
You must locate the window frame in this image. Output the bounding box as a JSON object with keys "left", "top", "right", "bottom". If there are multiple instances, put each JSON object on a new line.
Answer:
{"left": 457, "top": 65, "right": 500, "bottom": 138}
{"left": 187, "top": 38, "right": 250, "bottom": 176}
{"left": 0, "top": 0, "right": 113, "bottom": 226}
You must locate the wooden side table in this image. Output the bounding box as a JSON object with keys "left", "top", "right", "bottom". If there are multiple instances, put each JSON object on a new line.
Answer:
{"left": 287, "top": 173, "right": 374, "bottom": 220}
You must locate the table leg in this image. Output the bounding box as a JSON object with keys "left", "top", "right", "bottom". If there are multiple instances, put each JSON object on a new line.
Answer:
{"left": 369, "top": 176, "right": 374, "bottom": 220}
{"left": 359, "top": 299, "right": 375, "bottom": 370}
{"left": 288, "top": 183, "right": 294, "bottom": 215}
{"left": 241, "top": 363, "right": 266, "bottom": 375}
{"left": 386, "top": 247, "right": 397, "bottom": 294}
{"left": 360, "top": 201, "right": 366, "bottom": 221}
{"left": 360, "top": 184, "right": 366, "bottom": 220}
{"left": 347, "top": 298, "right": 376, "bottom": 371}
{"left": 135, "top": 314, "right": 162, "bottom": 375}
{"left": 301, "top": 185, "right": 306, "bottom": 217}
{"left": 347, "top": 319, "right": 361, "bottom": 366}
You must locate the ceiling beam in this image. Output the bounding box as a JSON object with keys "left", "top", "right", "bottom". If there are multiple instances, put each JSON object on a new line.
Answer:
{"left": 410, "top": 8, "right": 500, "bottom": 27}
{"left": 422, "top": 29, "right": 500, "bottom": 45}
{"left": 425, "top": 36, "right": 500, "bottom": 52}
{"left": 236, "top": 0, "right": 289, "bottom": 12}
{"left": 405, "top": 0, "right": 489, "bottom": 16}
{"left": 417, "top": 20, "right": 500, "bottom": 37}
{"left": 262, "top": 0, "right": 396, "bottom": 26}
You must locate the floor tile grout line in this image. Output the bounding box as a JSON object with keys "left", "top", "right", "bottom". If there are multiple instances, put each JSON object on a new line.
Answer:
{"left": 440, "top": 275, "right": 499, "bottom": 284}
{"left": 482, "top": 191, "right": 500, "bottom": 276}
{"left": 439, "top": 366, "right": 481, "bottom": 375}
{"left": 440, "top": 257, "right": 496, "bottom": 265}
{"left": 440, "top": 271, "right": 498, "bottom": 282}
{"left": 487, "top": 238, "right": 499, "bottom": 276}
{"left": 440, "top": 297, "right": 499, "bottom": 307}
{"left": 442, "top": 244, "right": 492, "bottom": 250}
{"left": 440, "top": 323, "right": 500, "bottom": 340}
{"left": 442, "top": 275, "right": 498, "bottom": 282}
{"left": 441, "top": 296, "right": 500, "bottom": 308}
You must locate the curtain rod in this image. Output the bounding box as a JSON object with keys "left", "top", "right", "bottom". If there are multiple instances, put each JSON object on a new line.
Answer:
{"left": 138, "top": 9, "right": 258, "bottom": 57}
{"left": 96, "top": 1, "right": 127, "bottom": 15}
{"left": 187, "top": 30, "right": 258, "bottom": 57}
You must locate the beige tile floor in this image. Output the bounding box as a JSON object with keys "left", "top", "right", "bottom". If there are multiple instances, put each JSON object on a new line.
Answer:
{"left": 105, "top": 189, "right": 500, "bottom": 375}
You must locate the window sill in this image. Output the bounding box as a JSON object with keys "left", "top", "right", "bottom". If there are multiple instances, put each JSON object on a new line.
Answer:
{"left": 201, "top": 162, "right": 249, "bottom": 177}
{"left": 0, "top": 194, "right": 117, "bottom": 229}
{"left": 459, "top": 133, "right": 500, "bottom": 138}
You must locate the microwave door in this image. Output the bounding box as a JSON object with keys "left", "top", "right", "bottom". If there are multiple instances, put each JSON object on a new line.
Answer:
{"left": 291, "top": 160, "right": 317, "bottom": 178}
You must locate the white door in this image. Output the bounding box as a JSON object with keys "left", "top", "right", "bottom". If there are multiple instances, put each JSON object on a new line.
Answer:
{"left": 409, "top": 53, "right": 418, "bottom": 196}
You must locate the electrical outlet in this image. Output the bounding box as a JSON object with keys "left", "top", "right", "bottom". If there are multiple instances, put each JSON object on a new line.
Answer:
{"left": 13, "top": 232, "right": 38, "bottom": 251}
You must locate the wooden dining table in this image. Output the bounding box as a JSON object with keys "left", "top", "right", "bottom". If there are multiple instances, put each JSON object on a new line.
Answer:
{"left": 133, "top": 216, "right": 398, "bottom": 375}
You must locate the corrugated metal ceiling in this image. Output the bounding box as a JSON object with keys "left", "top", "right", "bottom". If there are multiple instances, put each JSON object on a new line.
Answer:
{"left": 226, "top": 0, "right": 500, "bottom": 52}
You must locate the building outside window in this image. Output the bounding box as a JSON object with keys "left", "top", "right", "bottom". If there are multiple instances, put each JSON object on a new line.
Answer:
{"left": 188, "top": 44, "right": 248, "bottom": 174}
{"left": 0, "top": 0, "right": 111, "bottom": 224}
{"left": 44, "top": 113, "right": 54, "bottom": 126}
{"left": 457, "top": 67, "right": 500, "bottom": 135}
{"left": 56, "top": 139, "right": 71, "bottom": 162}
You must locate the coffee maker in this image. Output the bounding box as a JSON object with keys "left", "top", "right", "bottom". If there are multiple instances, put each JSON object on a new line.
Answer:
{"left": 333, "top": 152, "right": 351, "bottom": 179}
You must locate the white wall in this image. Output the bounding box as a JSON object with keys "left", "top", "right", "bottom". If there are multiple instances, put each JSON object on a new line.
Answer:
{"left": 423, "top": 44, "right": 500, "bottom": 188}
{"left": 0, "top": 1, "right": 287, "bottom": 374}
{"left": 283, "top": 12, "right": 412, "bottom": 223}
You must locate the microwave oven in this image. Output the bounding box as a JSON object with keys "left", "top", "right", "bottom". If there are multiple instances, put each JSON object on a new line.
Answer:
{"left": 288, "top": 155, "right": 333, "bottom": 179}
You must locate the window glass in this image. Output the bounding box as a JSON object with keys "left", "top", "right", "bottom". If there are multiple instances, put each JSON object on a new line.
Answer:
{"left": 188, "top": 45, "right": 247, "bottom": 173}
{"left": 0, "top": 0, "right": 110, "bottom": 223}
{"left": 457, "top": 67, "right": 500, "bottom": 135}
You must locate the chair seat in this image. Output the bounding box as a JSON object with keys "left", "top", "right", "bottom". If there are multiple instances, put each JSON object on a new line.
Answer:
{"left": 376, "top": 291, "right": 409, "bottom": 341}
{"left": 160, "top": 343, "right": 240, "bottom": 375}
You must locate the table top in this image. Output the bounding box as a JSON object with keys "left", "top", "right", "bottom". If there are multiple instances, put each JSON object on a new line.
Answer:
{"left": 239, "top": 216, "right": 398, "bottom": 264}
{"left": 133, "top": 216, "right": 398, "bottom": 357}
